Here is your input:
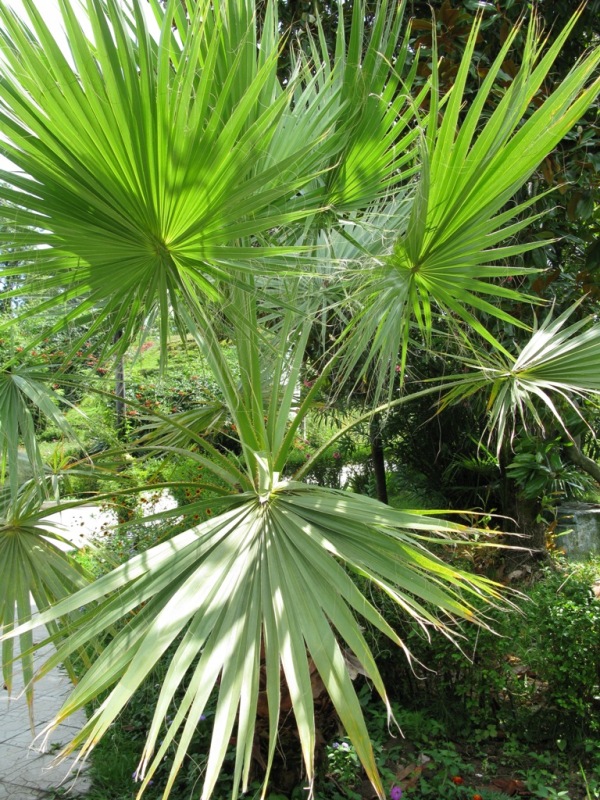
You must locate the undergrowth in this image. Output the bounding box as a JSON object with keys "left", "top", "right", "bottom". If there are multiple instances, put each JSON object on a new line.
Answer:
{"left": 72, "top": 527, "right": 600, "bottom": 800}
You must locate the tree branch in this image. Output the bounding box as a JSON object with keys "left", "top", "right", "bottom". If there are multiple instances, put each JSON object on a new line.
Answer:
{"left": 564, "top": 442, "right": 600, "bottom": 484}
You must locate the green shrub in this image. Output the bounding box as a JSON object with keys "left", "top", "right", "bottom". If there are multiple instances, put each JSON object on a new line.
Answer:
{"left": 520, "top": 560, "right": 600, "bottom": 744}
{"left": 354, "top": 574, "right": 518, "bottom": 735}
{"left": 363, "top": 559, "right": 600, "bottom": 748}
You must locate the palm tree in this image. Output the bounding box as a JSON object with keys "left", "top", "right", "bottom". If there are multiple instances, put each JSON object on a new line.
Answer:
{"left": 0, "top": 1, "right": 599, "bottom": 799}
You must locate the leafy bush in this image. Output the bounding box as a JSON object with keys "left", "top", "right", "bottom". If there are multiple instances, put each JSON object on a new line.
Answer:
{"left": 365, "top": 559, "right": 600, "bottom": 748}
{"left": 507, "top": 435, "right": 594, "bottom": 502}
{"left": 125, "top": 339, "right": 238, "bottom": 419}
{"left": 364, "top": 588, "right": 517, "bottom": 735}
{"left": 520, "top": 561, "right": 600, "bottom": 744}
{"left": 165, "top": 454, "right": 231, "bottom": 517}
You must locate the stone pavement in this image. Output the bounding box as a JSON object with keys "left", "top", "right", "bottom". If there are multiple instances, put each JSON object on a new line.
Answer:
{"left": 0, "top": 630, "right": 91, "bottom": 800}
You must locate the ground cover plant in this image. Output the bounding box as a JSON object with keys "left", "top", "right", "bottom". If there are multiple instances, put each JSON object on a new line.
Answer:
{"left": 0, "top": 1, "right": 600, "bottom": 799}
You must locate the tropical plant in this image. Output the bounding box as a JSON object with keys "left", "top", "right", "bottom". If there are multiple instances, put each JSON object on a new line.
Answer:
{"left": 0, "top": 478, "right": 94, "bottom": 717}
{"left": 0, "top": 2, "right": 599, "bottom": 800}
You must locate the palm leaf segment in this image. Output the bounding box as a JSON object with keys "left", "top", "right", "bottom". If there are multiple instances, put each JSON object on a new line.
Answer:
{"left": 13, "top": 483, "right": 504, "bottom": 800}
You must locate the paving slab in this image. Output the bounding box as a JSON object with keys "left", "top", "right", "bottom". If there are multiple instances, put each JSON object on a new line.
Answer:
{"left": 0, "top": 782, "right": 45, "bottom": 800}
{"left": 0, "top": 639, "right": 91, "bottom": 798}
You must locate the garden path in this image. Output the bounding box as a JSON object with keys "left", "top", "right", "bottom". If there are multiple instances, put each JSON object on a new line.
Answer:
{"left": 0, "top": 504, "right": 115, "bottom": 800}
{"left": 0, "top": 634, "right": 91, "bottom": 800}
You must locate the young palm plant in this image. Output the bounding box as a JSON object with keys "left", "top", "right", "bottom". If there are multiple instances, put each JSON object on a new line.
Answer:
{"left": 0, "top": 478, "right": 94, "bottom": 717}
{"left": 1, "top": 2, "right": 600, "bottom": 800}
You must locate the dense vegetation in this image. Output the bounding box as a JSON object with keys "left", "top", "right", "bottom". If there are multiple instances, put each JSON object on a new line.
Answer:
{"left": 0, "top": 1, "right": 599, "bottom": 800}
{"left": 77, "top": 544, "right": 600, "bottom": 800}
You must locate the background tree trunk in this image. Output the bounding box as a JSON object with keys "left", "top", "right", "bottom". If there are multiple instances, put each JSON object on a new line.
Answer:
{"left": 113, "top": 330, "right": 126, "bottom": 440}
{"left": 370, "top": 415, "right": 388, "bottom": 504}
{"left": 563, "top": 440, "right": 600, "bottom": 484}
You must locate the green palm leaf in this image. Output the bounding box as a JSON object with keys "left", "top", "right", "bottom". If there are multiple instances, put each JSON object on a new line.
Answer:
{"left": 342, "top": 8, "right": 600, "bottom": 388}
{"left": 301, "top": 0, "right": 427, "bottom": 214}
{"left": 0, "top": 365, "right": 78, "bottom": 496}
{"left": 0, "top": 0, "right": 340, "bottom": 355}
{"left": 440, "top": 304, "right": 600, "bottom": 446}
{"left": 0, "top": 480, "right": 93, "bottom": 717}
{"left": 4, "top": 483, "right": 505, "bottom": 800}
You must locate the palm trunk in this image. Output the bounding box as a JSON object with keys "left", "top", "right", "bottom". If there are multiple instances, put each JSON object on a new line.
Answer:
{"left": 370, "top": 415, "right": 388, "bottom": 504}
